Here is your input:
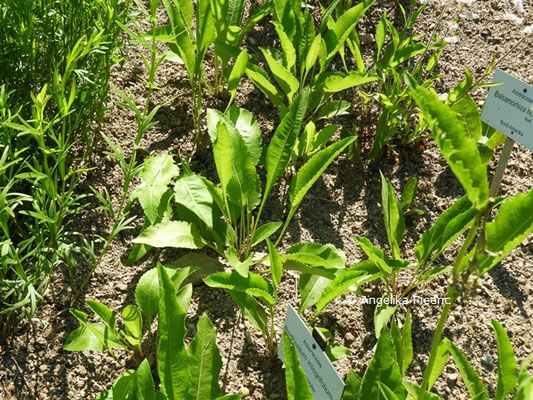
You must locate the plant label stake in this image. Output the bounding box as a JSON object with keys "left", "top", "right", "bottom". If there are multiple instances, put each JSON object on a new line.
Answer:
{"left": 278, "top": 305, "right": 345, "bottom": 400}
{"left": 481, "top": 69, "right": 533, "bottom": 196}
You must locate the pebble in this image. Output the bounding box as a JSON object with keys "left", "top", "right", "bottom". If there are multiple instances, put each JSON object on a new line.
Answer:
{"left": 446, "top": 373, "right": 458, "bottom": 385}
{"left": 239, "top": 387, "right": 250, "bottom": 396}
{"left": 345, "top": 332, "right": 355, "bottom": 344}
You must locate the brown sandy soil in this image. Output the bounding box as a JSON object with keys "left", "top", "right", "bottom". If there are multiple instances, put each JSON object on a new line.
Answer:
{"left": 1, "top": 0, "right": 532, "bottom": 399}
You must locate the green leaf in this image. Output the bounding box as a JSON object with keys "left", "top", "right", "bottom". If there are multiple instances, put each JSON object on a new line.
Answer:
{"left": 264, "top": 88, "right": 309, "bottom": 200}
{"left": 187, "top": 314, "right": 223, "bottom": 400}
{"left": 449, "top": 341, "right": 489, "bottom": 400}
{"left": 228, "top": 50, "right": 248, "bottom": 101}
{"left": 491, "top": 319, "right": 518, "bottom": 400}
{"left": 374, "top": 300, "right": 397, "bottom": 339}
{"left": 314, "top": 261, "right": 379, "bottom": 317}
{"left": 132, "top": 221, "right": 204, "bottom": 249}
{"left": 477, "top": 189, "right": 533, "bottom": 274}
{"left": 428, "top": 339, "right": 451, "bottom": 390}
{"left": 298, "top": 273, "right": 331, "bottom": 313}
{"left": 204, "top": 272, "right": 274, "bottom": 307}
{"left": 213, "top": 120, "right": 236, "bottom": 200}
{"left": 354, "top": 235, "right": 392, "bottom": 275}
{"left": 304, "top": 34, "right": 322, "bottom": 78}
{"left": 226, "top": 0, "right": 245, "bottom": 26}
{"left": 123, "top": 305, "right": 143, "bottom": 346}
{"left": 286, "top": 242, "right": 347, "bottom": 269}
{"left": 228, "top": 291, "right": 268, "bottom": 335}
{"left": 288, "top": 137, "right": 354, "bottom": 220}
{"left": 451, "top": 95, "right": 482, "bottom": 141}
{"left": 133, "top": 154, "right": 180, "bottom": 224}
{"left": 359, "top": 327, "right": 407, "bottom": 399}
{"left": 513, "top": 356, "right": 533, "bottom": 400}
{"left": 326, "top": 343, "right": 352, "bottom": 361}
{"left": 174, "top": 173, "right": 218, "bottom": 230}
{"left": 375, "top": 16, "right": 387, "bottom": 58}
{"left": 282, "top": 332, "right": 313, "bottom": 400}
{"left": 415, "top": 196, "right": 476, "bottom": 264}
{"left": 135, "top": 359, "right": 156, "bottom": 400}
{"left": 400, "top": 177, "right": 418, "bottom": 209}
{"left": 403, "top": 382, "right": 445, "bottom": 400}
{"left": 251, "top": 222, "right": 282, "bottom": 246}
{"left": 64, "top": 322, "right": 123, "bottom": 352}
{"left": 377, "top": 382, "right": 401, "bottom": 400}
{"left": 157, "top": 264, "right": 190, "bottom": 399}
{"left": 266, "top": 240, "right": 283, "bottom": 290}
{"left": 226, "top": 247, "right": 252, "bottom": 277}
{"left": 86, "top": 300, "right": 116, "bottom": 331}
{"left": 343, "top": 370, "right": 361, "bottom": 400}
{"left": 322, "top": 72, "right": 378, "bottom": 93}
{"left": 272, "top": 21, "right": 296, "bottom": 71}
{"left": 380, "top": 172, "right": 405, "bottom": 260}
{"left": 196, "top": 0, "right": 216, "bottom": 53}
{"left": 261, "top": 48, "right": 299, "bottom": 103}
{"left": 246, "top": 67, "right": 284, "bottom": 107}
{"left": 316, "top": 101, "right": 351, "bottom": 120}
{"left": 409, "top": 84, "right": 489, "bottom": 209}
{"left": 324, "top": 0, "right": 376, "bottom": 65}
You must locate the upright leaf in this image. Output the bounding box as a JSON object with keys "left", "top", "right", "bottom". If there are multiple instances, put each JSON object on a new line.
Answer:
{"left": 264, "top": 88, "right": 309, "bottom": 200}
{"left": 380, "top": 172, "right": 405, "bottom": 259}
{"left": 174, "top": 173, "right": 218, "bottom": 230}
{"left": 491, "top": 319, "right": 518, "bottom": 400}
{"left": 135, "top": 359, "right": 156, "bottom": 400}
{"left": 261, "top": 48, "right": 299, "bottom": 103}
{"left": 157, "top": 264, "right": 190, "bottom": 399}
{"left": 409, "top": 84, "right": 489, "bottom": 209}
{"left": 282, "top": 332, "right": 313, "bottom": 400}
{"left": 266, "top": 239, "right": 283, "bottom": 291}
{"left": 449, "top": 342, "right": 489, "bottom": 400}
{"left": 187, "top": 314, "right": 223, "bottom": 400}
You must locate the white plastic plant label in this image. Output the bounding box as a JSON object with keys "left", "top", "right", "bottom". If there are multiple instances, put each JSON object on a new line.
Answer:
{"left": 278, "top": 305, "right": 345, "bottom": 400}
{"left": 481, "top": 68, "right": 533, "bottom": 151}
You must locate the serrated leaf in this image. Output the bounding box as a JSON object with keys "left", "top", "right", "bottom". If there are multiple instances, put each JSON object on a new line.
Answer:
{"left": 298, "top": 273, "right": 331, "bottom": 313}
{"left": 282, "top": 332, "right": 313, "bottom": 400}
{"left": 322, "top": 72, "right": 378, "bottom": 93}
{"left": 272, "top": 21, "right": 296, "bottom": 71}
{"left": 380, "top": 172, "right": 405, "bottom": 260}
{"left": 204, "top": 272, "right": 274, "bottom": 306}
{"left": 246, "top": 67, "right": 284, "bottom": 106}
{"left": 264, "top": 89, "right": 309, "bottom": 200}
{"left": 157, "top": 264, "right": 189, "bottom": 399}
{"left": 132, "top": 221, "right": 204, "bottom": 249}
{"left": 187, "top": 313, "right": 222, "bottom": 400}
{"left": 429, "top": 339, "right": 451, "bottom": 390}
{"left": 316, "top": 101, "right": 351, "bottom": 120}
{"left": 451, "top": 95, "right": 482, "bottom": 141}
{"left": 228, "top": 50, "right": 248, "bottom": 99}
{"left": 374, "top": 300, "right": 397, "bottom": 339}
{"left": 261, "top": 48, "right": 299, "bottom": 103}
{"left": 286, "top": 242, "right": 347, "bottom": 269}
{"left": 410, "top": 85, "right": 489, "bottom": 209}
{"left": 343, "top": 370, "right": 361, "bottom": 400}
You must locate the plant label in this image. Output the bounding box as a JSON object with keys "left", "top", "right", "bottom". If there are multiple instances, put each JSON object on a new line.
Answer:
{"left": 481, "top": 69, "right": 533, "bottom": 151}
{"left": 278, "top": 305, "right": 345, "bottom": 400}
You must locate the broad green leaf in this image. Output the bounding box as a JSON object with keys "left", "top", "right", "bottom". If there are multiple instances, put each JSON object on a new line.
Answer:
{"left": 298, "top": 273, "right": 331, "bottom": 313}
{"left": 204, "top": 272, "right": 274, "bottom": 306}
{"left": 477, "top": 189, "right": 533, "bottom": 274}
{"left": 354, "top": 235, "right": 392, "bottom": 275}
{"left": 415, "top": 196, "right": 476, "bottom": 264}
{"left": 316, "top": 101, "right": 351, "bottom": 120}
{"left": 286, "top": 242, "right": 346, "bottom": 269}
{"left": 428, "top": 339, "right": 451, "bottom": 390}
{"left": 133, "top": 154, "right": 180, "bottom": 224}
{"left": 246, "top": 67, "right": 284, "bottom": 106}
{"left": 282, "top": 332, "right": 313, "bottom": 400}
{"left": 266, "top": 240, "right": 283, "bottom": 290}
{"left": 391, "top": 43, "right": 426, "bottom": 66}
{"left": 374, "top": 301, "right": 397, "bottom": 339}
{"left": 228, "top": 291, "right": 268, "bottom": 335}
{"left": 123, "top": 305, "right": 142, "bottom": 346}
{"left": 261, "top": 48, "right": 299, "bottom": 103}
{"left": 375, "top": 16, "right": 387, "bottom": 57}
{"left": 226, "top": 0, "right": 245, "bottom": 26}
{"left": 288, "top": 137, "right": 355, "bottom": 220}
{"left": 157, "top": 264, "right": 189, "bottom": 399}
{"left": 312, "top": 125, "right": 338, "bottom": 151}
{"left": 304, "top": 34, "right": 322, "bottom": 78}
{"left": 135, "top": 359, "right": 156, "bottom": 400}
{"left": 228, "top": 50, "right": 248, "bottom": 101}
{"left": 251, "top": 222, "right": 282, "bottom": 246}
{"left": 161, "top": 0, "right": 195, "bottom": 75}
{"left": 409, "top": 85, "right": 489, "bottom": 209}
{"left": 381, "top": 172, "right": 405, "bottom": 260}
{"left": 449, "top": 341, "right": 489, "bottom": 400}
{"left": 174, "top": 173, "right": 218, "bottom": 230}
{"left": 64, "top": 322, "right": 123, "bottom": 352}
{"left": 314, "top": 261, "right": 379, "bottom": 317}
{"left": 264, "top": 88, "right": 309, "bottom": 200}
{"left": 86, "top": 300, "right": 116, "bottom": 331}
{"left": 343, "top": 370, "right": 361, "bottom": 400}
{"left": 400, "top": 177, "right": 418, "bottom": 209}
{"left": 491, "top": 319, "right": 518, "bottom": 400}
{"left": 377, "top": 382, "right": 401, "bottom": 400}
{"left": 272, "top": 21, "right": 296, "bottom": 71}
{"left": 187, "top": 314, "right": 222, "bottom": 400}
{"left": 322, "top": 72, "right": 378, "bottom": 93}
{"left": 323, "top": 0, "right": 376, "bottom": 65}
{"left": 213, "top": 120, "right": 235, "bottom": 199}
{"left": 451, "top": 95, "right": 482, "bottom": 141}
{"left": 359, "top": 327, "right": 406, "bottom": 399}
{"left": 196, "top": 0, "right": 216, "bottom": 53}
{"left": 132, "top": 221, "right": 204, "bottom": 249}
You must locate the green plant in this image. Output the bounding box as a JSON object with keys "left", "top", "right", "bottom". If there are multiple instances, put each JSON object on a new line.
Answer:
{"left": 246, "top": 0, "right": 378, "bottom": 126}
{"left": 340, "top": 313, "right": 532, "bottom": 400}
{"left": 65, "top": 263, "right": 240, "bottom": 400}
{"left": 157, "top": 0, "right": 270, "bottom": 152}
{"left": 130, "top": 90, "right": 354, "bottom": 264}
